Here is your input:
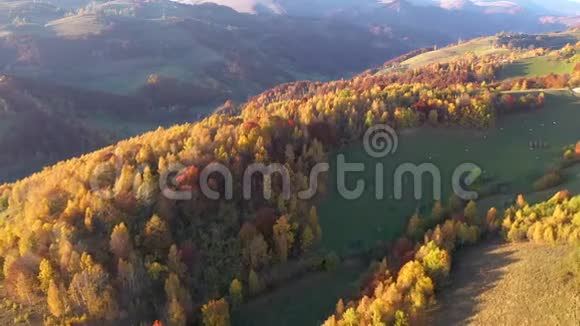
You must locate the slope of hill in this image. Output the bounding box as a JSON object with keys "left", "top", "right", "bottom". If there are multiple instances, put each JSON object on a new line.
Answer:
{"left": 177, "top": 0, "right": 285, "bottom": 14}
{"left": 0, "top": 75, "right": 211, "bottom": 182}
{"left": 178, "top": 0, "right": 580, "bottom": 17}
{"left": 178, "top": 0, "right": 578, "bottom": 34}
{"left": 0, "top": 0, "right": 423, "bottom": 182}
{"left": 430, "top": 240, "right": 580, "bottom": 325}
{"left": 411, "top": 0, "right": 580, "bottom": 15}
{"left": 0, "top": 0, "right": 414, "bottom": 98}
{"left": 377, "top": 28, "right": 580, "bottom": 72}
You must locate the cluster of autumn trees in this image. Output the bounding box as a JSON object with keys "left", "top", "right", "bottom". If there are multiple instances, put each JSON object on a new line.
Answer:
{"left": 503, "top": 191, "right": 580, "bottom": 244}
{"left": 495, "top": 42, "right": 579, "bottom": 90}
{"left": 563, "top": 141, "right": 580, "bottom": 161}
{"left": 244, "top": 56, "right": 548, "bottom": 133}
{"left": 494, "top": 32, "right": 578, "bottom": 53}
{"left": 497, "top": 72, "right": 578, "bottom": 91}
{"left": 323, "top": 198, "right": 487, "bottom": 325}
{"left": 530, "top": 140, "right": 580, "bottom": 192}
{"left": 0, "top": 49, "right": 554, "bottom": 325}
{"left": 255, "top": 54, "right": 503, "bottom": 103}
{"left": 0, "top": 103, "right": 326, "bottom": 325}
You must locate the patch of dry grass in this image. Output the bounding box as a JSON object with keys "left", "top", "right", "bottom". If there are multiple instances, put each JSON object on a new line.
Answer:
{"left": 429, "top": 240, "right": 580, "bottom": 325}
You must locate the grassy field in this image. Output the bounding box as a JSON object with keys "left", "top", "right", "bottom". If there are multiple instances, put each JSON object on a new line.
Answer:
{"left": 399, "top": 36, "right": 505, "bottom": 69}
{"left": 319, "top": 91, "right": 580, "bottom": 253}
{"left": 498, "top": 56, "right": 576, "bottom": 79}
{"left": 46, "top": 14, "right": 110, "bottom": 38}
{"left": 235, "top": 91, "right": 580, "bottom": 325}
{"left": 429, "top": 241, "right": 580, "bottom": 325}
{"left": 379, "top": 29, "right": 580, "bottom": 74}
{"left": 232, "top": 261, "right": 367, "bottom": 326}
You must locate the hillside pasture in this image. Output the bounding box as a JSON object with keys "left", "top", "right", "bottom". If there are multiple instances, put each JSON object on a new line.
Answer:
{"left": 381, "top": 36, "right": 507, "bottom": 71}
{"left": 379, "top": 29, "right": 580, "bottom": 74}
{"left": 498, "top": 55, "right": 576, "bottom": 79}
{"left": 46, "top": 14, "right": 111, "bottom": 39}
{"left": 319, "top": 91, "right": 580, "bottom": 253}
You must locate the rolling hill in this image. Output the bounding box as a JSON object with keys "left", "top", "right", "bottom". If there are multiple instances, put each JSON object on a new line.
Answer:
{"left": 0, "top": 0, "right": 423, "bottom": 182}
{"left": 376, "top": 28, "right": 580, "bottom": 73}
{"left": 0, "top": 75, "right": 206, "bottom": 182}
{"left": 177, "top": 0, "right": 580, "bottom": 16}
{"left": 0, "top": 28, "right": 577, "bottom": 325}
{"left": 177, "top": 0, "right": 579, "bottom": 32}
{"left": 0, "top": 0, "right": 415, "bottom": 98}
{"left": 0, "top": 0, "right": 568, "bottom": 104}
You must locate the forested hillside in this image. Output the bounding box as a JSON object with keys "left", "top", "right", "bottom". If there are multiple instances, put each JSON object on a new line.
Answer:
{"left": 1, "top": 31, "right": 577, "bottom": 325}
{"left": 0, "top": 75, "right": 212, "bottom": 182}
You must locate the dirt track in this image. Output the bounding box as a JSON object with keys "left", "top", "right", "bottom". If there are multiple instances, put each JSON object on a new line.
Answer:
{"left": 429, "top": 239, "right": 580, "bottom": 326}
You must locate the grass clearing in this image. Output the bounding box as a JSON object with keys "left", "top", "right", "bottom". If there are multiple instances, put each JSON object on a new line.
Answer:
{"left": 232, "top": 261, "right": 366, "bottom": 326}
{"left": 379, "top": 29, "right": 580, "bottom": 75}
{"left": 319, "top": 91, "right": 580, "bottom": 253}
{"left": 46, "top": 14, "right": 110, "bottom": 38}
{"left": 402, "top": 37, "right": 505, "bottom": 68}
{"left": 498, "top": 56, "right": 576, "bottom": 79}
{"left": 378, "top": 36, "right": 508, "bottom": 73}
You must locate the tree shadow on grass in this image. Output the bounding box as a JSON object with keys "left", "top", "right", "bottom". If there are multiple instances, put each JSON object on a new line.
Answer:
{"left": 498, "top": 62, "right": 529, "bottom": 80}
{"left": 428, "top": 238, "right": 519, "bottom": 326}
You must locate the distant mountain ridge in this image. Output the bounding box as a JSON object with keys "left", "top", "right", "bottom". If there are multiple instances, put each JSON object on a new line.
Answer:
{"left": 172, "top": 0, "right": 579, "bottom": 41}
{"left": 175, "top": 0, "right": 580, "bottom": 16}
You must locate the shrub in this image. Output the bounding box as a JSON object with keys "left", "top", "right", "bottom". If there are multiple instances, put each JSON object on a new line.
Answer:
{"left": 503, "top": 191, "right": 580, "bottom": 245}
{"left": 533, "top": 171, "right": 562, "bottom": 191}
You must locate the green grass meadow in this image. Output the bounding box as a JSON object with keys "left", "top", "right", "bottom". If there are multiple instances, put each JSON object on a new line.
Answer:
{"left": 498, "top": 56, "right": 576, "bottom": 79}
